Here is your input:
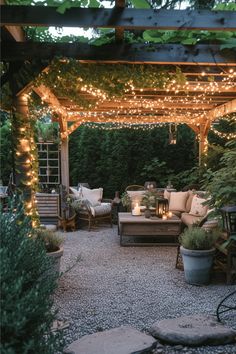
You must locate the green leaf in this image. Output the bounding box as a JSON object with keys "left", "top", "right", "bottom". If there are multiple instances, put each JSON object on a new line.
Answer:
{"left": 56, "top": 1, "right": 72, "bottom": 14}
{"left": 220, "top": 38, "right": 236, "bottom": 50}
{"left": 214, "top": 2, "right": 236, "bottom": 11}
{"left": 130, "top": 0, "right": 151, "bottom": 9}
{"left": 90, "top": 0, "right": 100, "bottom": 7}
{"left": 143, "top": 30, "right": 163, "bottom": 43}
{"left": 181, "top": 38, "right": 198, "bottom": 45}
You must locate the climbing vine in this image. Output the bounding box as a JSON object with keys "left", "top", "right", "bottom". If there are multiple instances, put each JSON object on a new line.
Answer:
{"left": 35, "top": 59, "right": 186, "bottom": 109}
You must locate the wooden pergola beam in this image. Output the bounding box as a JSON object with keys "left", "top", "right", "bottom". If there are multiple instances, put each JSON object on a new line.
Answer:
{"left": 2, "top": 42, "right": 236, "bottom": 65}
{"left": 58, "top": 115, "right": 202, "bottom": 124}
{"left": 2, "top": 5, "right": 236, "bottom": 31}
{"left": 33, "top": 85, "right": 68, "bottom": 133}
{"left": 210, "top": 98, "right": 236, "bottom": 119}
{"left": 115, "top": 0, "right": 125, "bottom": 42}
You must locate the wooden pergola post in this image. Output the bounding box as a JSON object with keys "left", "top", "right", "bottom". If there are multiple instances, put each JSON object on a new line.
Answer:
{"left": 198, "top": 121, "right": 210, "bottom": 166}
{"left": 60, "top": 136, "right": 69, "bottom": 192}
{"left": 13, "top": 93, "right": 32, "bottom": 194}
{"left": 12, "top": 92, "right": 39, "bottom": 225}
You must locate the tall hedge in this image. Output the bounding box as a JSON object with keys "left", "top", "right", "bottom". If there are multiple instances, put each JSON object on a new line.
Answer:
{"left": 69, "top": 124, "right": 197, "bottom": 196}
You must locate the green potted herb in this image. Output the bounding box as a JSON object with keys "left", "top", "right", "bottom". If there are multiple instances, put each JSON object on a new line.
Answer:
{"left": 121, "top": 192, "right": 131, "bottom": 211}
{"left": 142, "top": 191, "right": 158, "bottom": 218}
{"left": 35, "top": 229, "right": 64, "bottom": 275}
{"left": 179, "top": 227, "right": 218, "bottom": 285}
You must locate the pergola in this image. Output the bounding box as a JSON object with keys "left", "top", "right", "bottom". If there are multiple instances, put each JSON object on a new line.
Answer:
{"left": 1, "top": 1, "right": 236, "bottom": 195}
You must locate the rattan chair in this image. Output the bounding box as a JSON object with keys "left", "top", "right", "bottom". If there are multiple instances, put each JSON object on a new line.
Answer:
{"left": 125, "top": 185, "right": 144, "bottom": 192}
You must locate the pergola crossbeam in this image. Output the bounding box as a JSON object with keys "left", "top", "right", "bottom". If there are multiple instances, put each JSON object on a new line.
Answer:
{"left": 2, "top": 5, "right": 236, "bottom": 31}
{"left": 2, "top": 42, "right": 236, "bottom": 65}
{"left": 210, "top": 98, "right": 236, "bottom": 120}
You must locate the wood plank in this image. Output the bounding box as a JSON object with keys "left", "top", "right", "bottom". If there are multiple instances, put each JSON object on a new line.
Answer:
{"left": 210, "top": 98, "right": 236, "bottom": 119}
{"left": 2, "top": 42, "right": 236, "bottom": 65}
{"left": 2, "top": 5, "right": 236, "bottom": 31}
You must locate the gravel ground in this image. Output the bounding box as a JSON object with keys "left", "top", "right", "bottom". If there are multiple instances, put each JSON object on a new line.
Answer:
{"left": 54, "top": 226, "right": 236, "bottom": 354}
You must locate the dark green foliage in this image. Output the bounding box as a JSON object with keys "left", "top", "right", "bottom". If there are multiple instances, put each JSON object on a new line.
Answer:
{"left": 203, "top": 140, "right": 236, "bottom": 209}
{"left": 0, "top": 113, "right": 13, "bottom": 185}
{"left": 69, "top": 124, "right": 197, "bottom": 197}
{"left": 179, "top": 227, "right": 218, "bottom": 250}
{"left": 0, "top": 200, "right": 64, "bottom": 354}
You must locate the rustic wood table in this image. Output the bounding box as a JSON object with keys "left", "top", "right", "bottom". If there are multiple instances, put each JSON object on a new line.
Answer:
{"left": 118, "top": 212, "right": 181, "bottom": 246}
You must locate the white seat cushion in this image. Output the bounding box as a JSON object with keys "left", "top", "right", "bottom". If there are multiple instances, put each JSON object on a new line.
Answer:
{"left": 181, "top": 213, "right": 202, "bottom": 227}
{"left": 90, "top": 203, "right": 111, "bottom": 217}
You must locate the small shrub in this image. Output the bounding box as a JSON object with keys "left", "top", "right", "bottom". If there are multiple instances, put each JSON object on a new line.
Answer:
{"left": 0, "top": 200, "right": 64, "bottom": 354}
{"left": 35, "top": 229, "right": 64, "bottom": 253}
{"left": 179, "top": 227, "right": 218, "bottom": 250}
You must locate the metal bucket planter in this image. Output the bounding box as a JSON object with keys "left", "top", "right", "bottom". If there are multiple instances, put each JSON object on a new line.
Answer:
{"left": 47, "top": 246, "right": 64, "bottom": 276}
{"left": 180, "top": 246, "right": 215, "bottom": 285}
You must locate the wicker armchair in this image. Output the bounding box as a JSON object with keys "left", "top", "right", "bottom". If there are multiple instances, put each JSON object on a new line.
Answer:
{"left": 69, "top": 186, "right": 113, "bottom": 231}
{"left": 77, "top": 198, "right": 113, "bottom": 231}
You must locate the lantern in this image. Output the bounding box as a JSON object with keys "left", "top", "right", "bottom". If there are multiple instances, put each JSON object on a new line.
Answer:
{"left": 220, "top": 206, "right": 236, "bottom": 235}
{"left": 156, "top": 198, "right": 169, "bottom": 218}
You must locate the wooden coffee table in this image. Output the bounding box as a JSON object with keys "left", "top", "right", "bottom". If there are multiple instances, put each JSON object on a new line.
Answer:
{"left": 118, "top": 212, "right": 181, "bottom": 246}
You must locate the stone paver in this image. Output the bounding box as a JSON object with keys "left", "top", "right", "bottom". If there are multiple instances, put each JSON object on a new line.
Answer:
{"left": 66, "top": 326, "right": 157, "bottom": 354}
{"left": 149, "top": 315, "right": 236, "bottom": 346}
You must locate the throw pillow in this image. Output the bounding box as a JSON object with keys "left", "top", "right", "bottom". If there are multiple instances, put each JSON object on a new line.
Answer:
{"left": 81, "top": 186, "right": 103, "bottom": 206}
{"left": 69, "top": 187, "right": 81, "bottom": 199}
{"left": 189, "top": 196, "right": 208, "bottom": 217}
{"left": 185, "top": 190, "right": 194, "bottom": 213}
{"left": 164, "top": 189, "right": 170, "bottom": 201}
{"left": 169, "top": 191, "right": 189, "bottom": 212}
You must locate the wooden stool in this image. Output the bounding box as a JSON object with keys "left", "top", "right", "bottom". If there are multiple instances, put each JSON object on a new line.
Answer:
{"left": 58, "top": 214, "right": 76, "bottom": 232}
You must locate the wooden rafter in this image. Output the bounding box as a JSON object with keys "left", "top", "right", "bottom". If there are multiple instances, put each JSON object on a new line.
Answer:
{"left": 2, "top": 5, "right": 236, "bottom": 31}
{"left": 210, "top": 98, "right": 236, "bottom": 120}
{"left": 0, "top": 1, "right": 25, "bottom": 42}
{"left": 2, "top": 42, "right": 236, "bottom": 65}
{"left": 33, "top": 85, "right": 67, "bottom": 132}
{"left": 59, "top": 114, "right": 203, "bottom": 124}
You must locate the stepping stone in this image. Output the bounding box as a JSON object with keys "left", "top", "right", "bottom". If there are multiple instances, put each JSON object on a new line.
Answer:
{"left": 66, "top": 326, "right": 156, "bottom": 354}
{"left": 149, "top": 315, "right": 236, "bottom": 346}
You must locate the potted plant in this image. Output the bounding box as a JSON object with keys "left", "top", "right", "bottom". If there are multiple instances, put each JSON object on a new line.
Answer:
{"left": 35, "top": 229, "right": 64, "bottom": 275}
{"left": 142, "top": 191, "right": 158, "bottom": 218}
{"left": 121, "top": 192, "right": 131, "bottom": 211}
{"left": 179, "top": 227, "right": 218, "bottom": 285}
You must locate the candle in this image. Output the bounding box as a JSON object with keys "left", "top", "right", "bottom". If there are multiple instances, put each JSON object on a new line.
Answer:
{"left": 132, "top": 203, "right": 141, "bottom": 216}
{"left": 168, "top": 211, "right": 173, "bottom": 218}
{"left": 162, "top": 214, "right": 167, "bottom": 220}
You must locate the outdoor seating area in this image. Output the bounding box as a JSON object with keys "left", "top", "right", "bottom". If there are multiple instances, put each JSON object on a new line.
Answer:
{"left": 1, "top": 1, "right": 236, "bottom": 353}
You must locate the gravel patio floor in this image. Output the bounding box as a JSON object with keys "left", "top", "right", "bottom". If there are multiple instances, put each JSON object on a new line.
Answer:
{"left": 54, "top": 226, "right": 236, "bottom": 354}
